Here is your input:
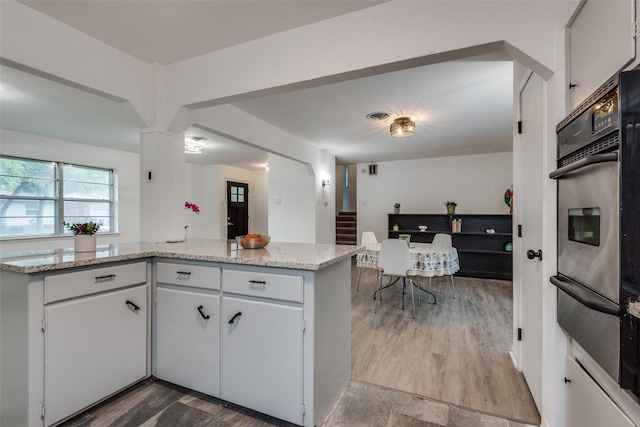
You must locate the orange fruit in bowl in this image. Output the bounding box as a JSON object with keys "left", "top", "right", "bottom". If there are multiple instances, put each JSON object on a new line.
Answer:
{"left": 238, "top": 234, "right": 269, "bottom": 248}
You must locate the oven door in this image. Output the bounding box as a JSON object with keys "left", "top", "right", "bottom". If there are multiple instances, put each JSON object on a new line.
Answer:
{"left": 550, "top": 151, "right": 619, "bottom": 303}
{"left": 553, "top": 275, "right": 620, "bottom": 381}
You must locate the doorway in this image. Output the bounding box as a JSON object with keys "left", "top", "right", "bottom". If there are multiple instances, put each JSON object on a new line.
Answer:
{"left": 227, "top": 181, "right": 249, "bottom": 239}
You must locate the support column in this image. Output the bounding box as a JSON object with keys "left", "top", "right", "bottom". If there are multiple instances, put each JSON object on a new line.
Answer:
{"left": 140, "top": 130, "right": 185, "bottom": 242}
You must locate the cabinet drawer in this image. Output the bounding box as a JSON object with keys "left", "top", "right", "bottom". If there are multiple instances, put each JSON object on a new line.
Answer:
{"left": 223, "top": 269, "right": 303, "bottom": 303}
{"left": 156, "top": 262, "right": 220, "bottom": 290}
{"left": 45, "top": 261, "right": 147, "bottom": 304}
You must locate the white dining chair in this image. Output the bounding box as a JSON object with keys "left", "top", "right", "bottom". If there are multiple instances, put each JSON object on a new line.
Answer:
{"left": 375, "top": 239, "right": 417, "bottom": 318}
{"left": 431, "top": 233, "right": 457, "bottom": 298}
{"left": 356, "top": 231, "right": 378, "bottom": 291}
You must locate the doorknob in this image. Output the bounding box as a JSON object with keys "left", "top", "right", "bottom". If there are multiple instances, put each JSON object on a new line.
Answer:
{"left": 527, "top": 249, "right": 542, "bottom": 260}
{"left": 228, "top": 222, "right": 234, "bottom": 226}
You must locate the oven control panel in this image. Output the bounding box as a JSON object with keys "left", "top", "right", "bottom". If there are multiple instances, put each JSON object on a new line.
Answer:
{"left": 592, "top": 91, "right": 618, "bottom": 135}
{"left": 557, "top": 86, "right": 620, "bottom": 161}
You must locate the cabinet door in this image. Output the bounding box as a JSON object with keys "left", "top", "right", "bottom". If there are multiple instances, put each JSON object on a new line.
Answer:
{"left": 565, "top": 355, "right": 634, "bottom": 427}
{"left": 156, "top": 287, "right": 220, "bottom": 397}
{"left": 222, "top": 296, "right": 304, "bottom": 425}
{"left": 45, "top": 285, "right": 147, "bottom": 426}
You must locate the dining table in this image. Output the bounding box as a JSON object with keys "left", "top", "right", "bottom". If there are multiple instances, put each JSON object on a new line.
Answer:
{"left": 356, "top": 241, "right": 460, "bottom": 306}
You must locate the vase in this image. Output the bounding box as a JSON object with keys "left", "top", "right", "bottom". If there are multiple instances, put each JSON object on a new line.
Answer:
{"left": 446, "top": 206, "right": 456, "bottom": 214}
{"left": 74, "top": 234, "right": 97, "bottom": 252}
{"left": 394, "top": 208, "right": 400, "bottom": 214}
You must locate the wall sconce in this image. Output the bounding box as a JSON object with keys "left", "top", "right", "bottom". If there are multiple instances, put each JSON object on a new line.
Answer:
{"left": 322, "top": 179, "right": 330, "bottom": 188}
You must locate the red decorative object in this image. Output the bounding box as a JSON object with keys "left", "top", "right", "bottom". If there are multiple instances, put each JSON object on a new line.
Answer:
{"left": 504, "top": 187, "right": 514, "bottom": 215}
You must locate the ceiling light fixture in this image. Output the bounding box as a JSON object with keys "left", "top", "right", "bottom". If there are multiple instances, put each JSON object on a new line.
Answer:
{"left": 184, "top": 136, "right": 207, "bottom": 154}
{"left": 390, "top": 117, "right": 415, "bottom": 138}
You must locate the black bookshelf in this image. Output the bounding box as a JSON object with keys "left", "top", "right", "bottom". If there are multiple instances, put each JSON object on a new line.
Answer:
{"left": 388, "top": 213, "right": 513, "bottom": 280}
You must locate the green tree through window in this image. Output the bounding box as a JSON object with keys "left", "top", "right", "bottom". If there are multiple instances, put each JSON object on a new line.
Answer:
{"left": 0, "top": 156, "right": 114, "bottom": 238}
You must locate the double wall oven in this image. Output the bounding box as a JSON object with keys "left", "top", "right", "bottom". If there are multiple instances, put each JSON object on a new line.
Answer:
{"left": 550, "top": 69, "right": 640, "bottom": 390}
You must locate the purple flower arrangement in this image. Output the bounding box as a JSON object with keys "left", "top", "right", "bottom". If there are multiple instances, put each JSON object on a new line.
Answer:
{"left": 185, "top": 201, "right": 200, "bottom": 214}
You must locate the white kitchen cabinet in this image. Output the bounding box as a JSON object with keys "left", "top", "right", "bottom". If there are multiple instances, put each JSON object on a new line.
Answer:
{"left": 155, "top": 261, "right": 221, "bottom": 398}
{"left": 1, "top": 251, "right": 352, "bottom": 427}
{"left": 44, "top": 284, "right": 147, "bottom": 426}
{"left": 219, "top": 262, "right": 350, "bottom": 427}
{"left": 565, "top": 355, "right": 634, "bottom": 427}
{"left": 221, "top": 295, "right": 304, "bottom": 425}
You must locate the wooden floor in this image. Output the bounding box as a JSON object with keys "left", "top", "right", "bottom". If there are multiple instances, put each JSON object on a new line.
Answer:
{"left": 60, "top": 259, "right": 540, "bottom": 426}
{"left": 351, "top": 262, "right": 540, "bottom": 425}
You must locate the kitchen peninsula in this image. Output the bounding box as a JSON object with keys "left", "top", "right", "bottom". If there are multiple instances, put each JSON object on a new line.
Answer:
{"left": 0, "top": 239, "right": 360, "bottom": 427}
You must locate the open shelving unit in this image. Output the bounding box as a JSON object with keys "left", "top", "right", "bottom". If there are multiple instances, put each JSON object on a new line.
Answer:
{"left": 388, "top": 213, "right": 513, "bottom": 280}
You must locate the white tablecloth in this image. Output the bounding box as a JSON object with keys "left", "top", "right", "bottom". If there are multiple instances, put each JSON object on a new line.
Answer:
{"left": 356, "top": 242, "right": 459, "bottom": 277}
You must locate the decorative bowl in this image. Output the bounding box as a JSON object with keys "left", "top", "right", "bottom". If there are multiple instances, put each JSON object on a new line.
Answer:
{"left": 236, "top": 235, "right": 270, "bottom": 249}
{"left": 418, "top": 225, "right": 428, "bottom": 232}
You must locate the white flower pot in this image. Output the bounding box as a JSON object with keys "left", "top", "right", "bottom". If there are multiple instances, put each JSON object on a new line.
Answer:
{"left": 74, "top": 234, "right": 97, "bottom": 252}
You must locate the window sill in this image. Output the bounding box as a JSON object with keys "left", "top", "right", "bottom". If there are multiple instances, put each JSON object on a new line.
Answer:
{"left": 0, "top": 232, "right": 121, "bottom": 243}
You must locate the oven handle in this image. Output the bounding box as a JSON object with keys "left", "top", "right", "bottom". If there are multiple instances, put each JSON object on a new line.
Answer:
{"left": 550, "top": 275, "right": 619, "bottom": 316}
{"left": 549, "top": 152, "right": 618, "bottom": 180}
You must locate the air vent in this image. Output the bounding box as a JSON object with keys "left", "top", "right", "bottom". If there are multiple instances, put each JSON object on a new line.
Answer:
{"left": 559, "top": 134, "right": 619, "bottom": 166}
{"left": 366, "top": 112, "right": 389, "bottom": 121}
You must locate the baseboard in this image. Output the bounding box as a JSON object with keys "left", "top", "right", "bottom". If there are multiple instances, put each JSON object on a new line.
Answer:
{"left": 509, "top": 349, "right": 522, "bottom": 372}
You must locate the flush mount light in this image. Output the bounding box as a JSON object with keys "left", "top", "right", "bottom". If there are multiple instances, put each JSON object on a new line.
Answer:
{"left": 390, "top": 117, "right": 416, "bottom": 138}
{"left": 184, "top": 136, "right": 207, "bottom": 154}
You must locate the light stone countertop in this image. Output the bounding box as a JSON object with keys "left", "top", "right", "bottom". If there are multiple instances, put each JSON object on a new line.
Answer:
{"left": 0, "top": 239, "right": 362, "bottom": 274}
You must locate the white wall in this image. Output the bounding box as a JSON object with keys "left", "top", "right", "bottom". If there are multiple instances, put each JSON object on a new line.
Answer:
{"left": 185, "top": 163, "right": 268, "bottom": 239}
{"left": 314, "top": 150, "right": 336, "bottom": 244}
{"left": 190, "top": 105, "right": 335, "bottom": 243}
{"left": 268, "top": 153, "right": 315, "bottom": 243}
{"left": 0, "top": 129, "right": 141, "bottom": 252}
{"left": 356, "top": 152, "right": 513, "bottom": 244}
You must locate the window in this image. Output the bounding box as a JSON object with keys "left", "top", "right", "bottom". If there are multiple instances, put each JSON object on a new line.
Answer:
{"left": 0, "top": 156, "right": 115, "bottom": 238}
{"left": 230, "top": 185, "right": 245, "bottom": 203}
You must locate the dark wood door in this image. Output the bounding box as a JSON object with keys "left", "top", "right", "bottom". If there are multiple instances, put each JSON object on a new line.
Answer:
{"left": 227, "top": 181, "right": 248, "bottom": 239}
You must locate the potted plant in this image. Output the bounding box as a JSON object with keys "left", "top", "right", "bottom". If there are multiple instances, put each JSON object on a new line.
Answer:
{"left": 63, "top": 220, "right": 103, "bottom": 252}
{"left": 394, "top": 203, "right": 401, "bottom": 214}
{"left": 444, "top": 200, "right": 457, "bottom": 214}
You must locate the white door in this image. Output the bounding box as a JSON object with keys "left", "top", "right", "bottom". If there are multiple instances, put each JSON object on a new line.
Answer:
{"left": 516, "top": 71, "right": 544, "bottom": 409}
{"left": 221, "top": 296, "right": 304, "bottom": 425}
{"left": 156, "top": 288, "right": 220, "bottom": 397}
{"left": 45, "top": 285, "right": 147, "bottom": 426}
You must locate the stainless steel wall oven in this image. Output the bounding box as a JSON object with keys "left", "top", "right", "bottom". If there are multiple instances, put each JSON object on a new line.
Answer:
{"left": 550, "top": 69, "right": 640, "bottom": 391}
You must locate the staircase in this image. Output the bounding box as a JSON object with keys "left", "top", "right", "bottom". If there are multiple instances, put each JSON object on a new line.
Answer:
{"left": 336, "top": 211, "right": 357, "bottom": 245}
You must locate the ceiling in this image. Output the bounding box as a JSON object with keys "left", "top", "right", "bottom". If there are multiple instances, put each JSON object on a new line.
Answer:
{"left": 1, "top": 1, "right": 514, "bottom": 169}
